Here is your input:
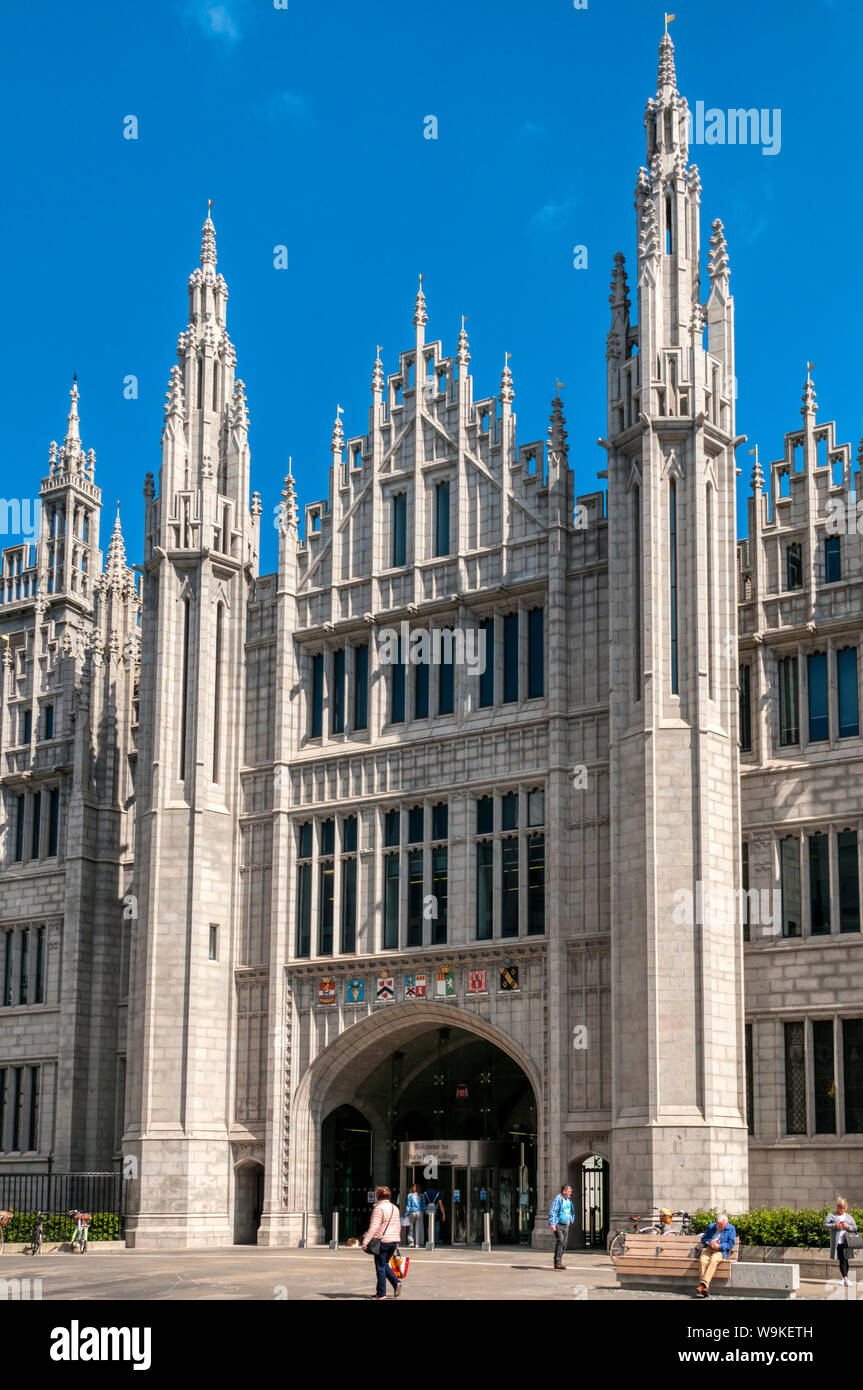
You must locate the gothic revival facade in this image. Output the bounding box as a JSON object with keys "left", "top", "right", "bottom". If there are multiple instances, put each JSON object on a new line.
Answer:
{"left": 1, "top": 33, "right": 860, "bottom": 1247}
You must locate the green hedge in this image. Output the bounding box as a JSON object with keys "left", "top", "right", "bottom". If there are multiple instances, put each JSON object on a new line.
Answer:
{"left": 692, "top": 1206, "right": 863, "bottom": 1248}
{"left": 0, "top": 1212, "right": 123, "bottom": 1244}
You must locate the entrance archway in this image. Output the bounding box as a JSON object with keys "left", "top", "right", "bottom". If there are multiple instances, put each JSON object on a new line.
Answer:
{"left": 290, "top": 1003, "right": 542, "bottom": 1246}
{"left": 566, "top": 1153, "right": 609, "bottom": 1248}
{"left": 233, "top": 1160, "right": 264, "bottom": 1245}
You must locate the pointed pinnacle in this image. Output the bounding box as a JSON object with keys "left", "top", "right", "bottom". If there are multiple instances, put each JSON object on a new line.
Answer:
{"left": 201, "top": 205, "right": 217, "bottom": 271}
{"left": 413, "top": 274, "right": 427, "bottom": 328}
{"left": 658, "top": 30, "right": 677, "bottom": 92}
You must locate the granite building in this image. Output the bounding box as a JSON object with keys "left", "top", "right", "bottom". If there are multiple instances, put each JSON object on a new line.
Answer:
{"left": 0, "top": 31, "right": 860, "bottom": 1248}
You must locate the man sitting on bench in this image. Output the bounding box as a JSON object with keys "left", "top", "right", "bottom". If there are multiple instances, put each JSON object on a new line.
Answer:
{"left": 696, "top": 1212, "right": 736, "bottom": 1298}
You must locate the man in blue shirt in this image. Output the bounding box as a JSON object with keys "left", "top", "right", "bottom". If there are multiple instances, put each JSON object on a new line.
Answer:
{"left": 548, "top": 1184, "right": 576, "bottom": 1270}
{"left": 696, "top": 1212, "right": 737, "bottom": 1297}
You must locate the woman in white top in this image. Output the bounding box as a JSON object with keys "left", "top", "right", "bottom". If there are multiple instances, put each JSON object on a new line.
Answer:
{"left": 825, "top": 1196, "right": 858, "bottom": 1285}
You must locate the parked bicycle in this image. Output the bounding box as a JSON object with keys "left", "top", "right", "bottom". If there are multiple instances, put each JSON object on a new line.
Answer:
{"left": 27, "top": 1212, "right": 46, "bottom": 1255}
{"left": 0, "top": 1210, "right": 12, "bottom": 1254}
{"left": 68, "top": 1210, "right": 91, "bottom": 1254}
{"left": 608, "top": 1208, "right": 694, "bottom": 1261}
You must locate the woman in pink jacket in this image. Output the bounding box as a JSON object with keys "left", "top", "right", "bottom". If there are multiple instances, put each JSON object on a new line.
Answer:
{"left": 362, "top": 1186, "right": 403, "bottom": 1299}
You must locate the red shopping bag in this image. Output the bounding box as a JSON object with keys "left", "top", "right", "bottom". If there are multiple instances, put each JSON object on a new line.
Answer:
{"left": 389, "top": 1252, "right": 410, "bottom": 1281}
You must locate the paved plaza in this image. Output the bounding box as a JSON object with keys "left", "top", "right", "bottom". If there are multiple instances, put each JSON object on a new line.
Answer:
{"left": 0, "top": 1247, "right": 845, "bottom": 1302}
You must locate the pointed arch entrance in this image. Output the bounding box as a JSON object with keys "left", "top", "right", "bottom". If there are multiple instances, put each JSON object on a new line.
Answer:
{"left": 290, "top": 1003, "right": 542, "bottom": 1245}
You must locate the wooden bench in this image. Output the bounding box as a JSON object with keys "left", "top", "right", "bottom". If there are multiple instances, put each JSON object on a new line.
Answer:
{"left": 614, "top": 1233, "right": 798, "bottom": 1298}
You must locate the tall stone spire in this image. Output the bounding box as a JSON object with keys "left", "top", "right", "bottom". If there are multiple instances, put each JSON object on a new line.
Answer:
{"left": 413, "top": 274, "right": 427, "bottom": 328}
{"left": 371, "top": 345, "right": 384, "bottom": 396}
{"left": 456, "top": 315, "right": 470, "bottom": 369}
{"left": 801, "top": 362, "right": 818, "bottom": 417}
{"left": 201, "top": 200, "right": 217, "bottom": 271}
{"left": 65, "top": 376, "right": 82, "bottom": 449}
{"left": 548, "top": 387, "right": 567, "bottom": 454}
{"left": 499, "top": 352, "right": 514, "bottom": 406}
{"left": 105, "top": 504, "right": 128, "bottom": 584}
{"left": 657, "top": 30, "right": 677, "bottom": 93}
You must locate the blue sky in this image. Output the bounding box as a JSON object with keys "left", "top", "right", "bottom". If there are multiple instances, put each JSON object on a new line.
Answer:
{"left": 2, "top": 0, "right": 862, "bottom": 573}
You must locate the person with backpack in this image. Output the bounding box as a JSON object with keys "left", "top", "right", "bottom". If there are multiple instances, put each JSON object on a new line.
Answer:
{"left": 423, "top": 1184, "right": 446, "bottom": 1244}
{"left": 362, "top": 1186, "right": 404, "bottom": 1299}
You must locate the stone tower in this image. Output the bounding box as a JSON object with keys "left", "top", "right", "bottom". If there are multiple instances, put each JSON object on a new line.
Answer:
{"left": 124, "top": 212, "right": 260, "bottom": 1246}
{"left": 604, "top": 31, "right": 749, "bottom": 1217}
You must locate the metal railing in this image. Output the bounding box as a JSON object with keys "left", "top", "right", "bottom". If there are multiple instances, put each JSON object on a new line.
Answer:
{"left": 0, "top": 1172, "right": 125, "bottom": 1229}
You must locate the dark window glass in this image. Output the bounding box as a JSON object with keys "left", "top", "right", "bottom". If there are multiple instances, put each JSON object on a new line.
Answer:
{"left": 298, "top": 822, "right": 313, "bottom": 858}
{"left": 310, "top": 654, "right": 323, "bottom": 738}
{"left": 670, "top": 480, "right": 679, "bottom": 694}
{"left": 502, "top": 792, "right": 518, "bottom": 831}
{"left": 0, "top": 1068, "right": 5, "bottom": 1149}
{"left": 527, "top": 789, "right": 544, "bottom": 827}
{"left": 742, "top": 840, "right": 750, "bottom": 942}
{"left": 476, "top": 841, "right": 493, "bottom": 940}
{"left": 48, "top": 789, "right": 59, "bottom": 857}
{"left": 331, "top": 648, "right": 345, "bottom": 734}
{"left": 321, "top": 819, "right": 335, "bottom": 856}
{"left": 407, "top": 849, "right": 424, "bottom": 947}
{"left": 527, "top": 834, "right": 545, "bottom": 935}
{"left": 476, "top": 797, "right": 493, "bottom": 835}
{"left": 807, "top": 652, "right": 829, "bottom": 742}
{"left": 318, "top": 861, "right": 334, "bottom": 955}
{"left": 28, "top": 1066, "right": 39, "bottom": 1151}
{"left": 838, "top": 830, "right": 860, "bottom": 933}
{"left": 479, "top": 618, "right": 494, "bottom": 707}
{"left": 295, "top": 863, "right": 312, "bottom": 957}
{"left": 739, "top": 664, "right": 752, "bottom": 751}
{"left": 354, "top": 644, "right": 369, "bottom": 730}
{"left": 809, "top": 834, "right": 830, "bottom": 935}
{"left": 34, "top": 926, "right": 44, "bottom": 1004}
{"left": 434, "top": 480, "right": 450, "bottom": 557}
{"left": 31, "top": 791, "right": 41, "bottom": 860}
{"left": 44, "top": 705, "right": 54, "bottom": 740}
{"left": 825, "top": 535, "right": 841, "bottom": 584}
{"left": 407, "top": 806, "right": 424, "bottom": 844}
{"left": 431, "top": 803, "right": 448, "bottom": 841}
{"left": 842, "top": 1018, "right": 863, "bottom": 1134}
{"left": 14, "top": 795, "right": 25, "bottom": 863}
{"left": 813, "top": 1019, "right": 836, "bottom": 1134}
{"left": 384, "top": 810, "right": 400, "bottom": 847}
{"left": 528, "top": 608, "right": 544, "bottom": 698}
{"left": 384, "top": 854, "right": 400, "bottom": 949}
{"left": 745, "top": 1024, "right": 754, "bottom": 1136}
{"left": 341, "top": 857, "right": 357, "bottom": 954}
{"left": 23, "top": 709, "right": 31, "bottom": 744}
{"left": 391, "top": 639, "right": 405, "bottom": 723}
{"left": 18, "top": 928, "right": 28, "bottom": 1005}
{"left": 501, "top": 838, "right": 519, "bottom": 937}
{"left": 784, "top": 1021, "right": 807, "bottom": 1135}
{"left": 343, "top": 815, "right": 358, "bottom": 853}
{"left": 786, "top": 542, "right": 803, "bottom": 591}
{"left": 3, "top": 933, "right": 13, "bottom": 1007}
{"left": 391, "top": 492, "right": 407, "bottom": 567}
{"left": 838, "top": 647, "right": 859, "bottom": 738}
{"left": 778, "top": 656, "right": 799, "bottom": 746}
{"left": 11, "top": 1068, "right": 22, "bottom": 1151}
{"left": 780, "top": 835, "right": 801, "bottom": 938}
{"left": 431, "top": 846, "right": 447, "bottom": 946}
{"left": 503, "top": 613, "right": 519, "bottom": 703}
{"left": 414, "top": 651, "right": 429, "bottom": 720}
{"left": 438, "top": 630, "right": 454, "bottom": 715}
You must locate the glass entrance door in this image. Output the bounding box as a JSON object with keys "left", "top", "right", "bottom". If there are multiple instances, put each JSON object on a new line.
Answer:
{"left": 452, "top": 1167, "right": 467, "bottom": 1244}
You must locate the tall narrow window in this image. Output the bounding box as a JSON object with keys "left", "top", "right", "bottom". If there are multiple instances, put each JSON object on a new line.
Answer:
{"left": 2, "top": 932, "right": 12, "bottom": 1006}
{"left": 742, "top": 840, "right": 751, "bottom": 942}
{"left": 502, "top": 613, "right": 519, "bottom": 704}
{"left": 809, "top": 833, "right": 830, "bottom": 935}
{"left": 353, "top": 644, "right": 368, "bottom": 730}
{"left": 501, "top": 836, "right": 519, "bottom": 937}
{"left": 633, "top": 487, "right": 642, "bottom": 701}
{"left": 669, "top": 480, "right": 679, "bottom": 694}
{"left": 778, "top": 656, "right": 799, "bottom": 746}
{"left": 34, "top": 925, "right": 44, "bottom": 1004}
{"left": 813, "top": 1019, "right": 836, "bottom": 1134}
{"left": 434, "top": 479, "right": 450, "bottom": 557}
{"left": 212, "top": 604, "right": 223, "bottom": 781}
{"left": 48, "top": 789, "right": 59, "bottom": 857}
{"left": 391, "top": 492, "right": 407, "bottom": 567}
{"left": 11, "top": 1067, "right": 22, "bottom": 1151}
{"left": 310, "top": 653, "right": 323, "bottom": 738}
{"left": 341, "top": 815, "right": 358, "bottom": 954}
{"left": 384, "top": 852, "right": 400, "bottom": 950}
{"left": 476, "top": 841, "right": 493, "bottom": 941}
{"left": 43, "top": 705, "right": 54, "bottom": 740}
{"left": 838, "top": 830, "right": 860, "bottom": 933}
{"left": 807, "top": 651, "right": 829, "bottom": 742}
{"left": 780, "top": 835, "right": 802, "bottom": 938}
{"left": 745, "top": 1023, "right": 754, "bottom": 1135}
{"left": 18, "top": 926, "right": 28, "bottom": 1006}
{"left": 786, "top": 542, "right": 803, "bottom": 591}
{"left": 739, "top": 664, "right": 752, "bottom": 751}
{"left": 479, "top": 619, "right": 494, "bottom": 707}
{"left": 331, "top": 648, "right": 345, "bottom": 734}
{"left": 527, "top": 790, "right": 545, "bottom": 937}
{"left": 784, "top": 1021, "right": 807, "bottom": 1135}
{"left": 27, "top": 1066, "right": 39, "bottom": 1151}
{"left": 825, "top": 535, "right": 841, "bottom": 584}
{"left": 407, "top": 849, "right": 424, "bottom": 947}
{"left": 23, "top": 709, "right": 31, "bottom": 744}
{"left": 31, "top": 791, "right": 41, "bottom": 860}
{"left": 837, "top": 647, "right": 859, "bottom": 737}
{"left": 438, "top": 629, "right": 454, "bottom": 715}
{"left": 14, "top": 795, "right": 24, "bottom": 863}
{"left": 318, "top": 819, "right": 335, "bottom": 955}
{"left": 390, "top": 638, "right": 405, "bottom": 724}
{"left": 431, "top": 803, "right": 448, "bottom": 947}
{"left": 706, "top": 485, "right": 715, "bottom": 698}
{"left": 414, "top": 644, "right": 429, "bottom": 719}
{"left": 180, "top": 598, "right": 191, "bottom": 779}
{"left": 527, "top": 608, "right": 544, "bottom": 699}
{"left": 0, "top": 1069, "right": 5, "bottom": 1150}
{"left": 843, "top": 1019, "right": 863, "bottom": 1134}
{"left": 295, "top": 823, "right": 312, "bottom": 958}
